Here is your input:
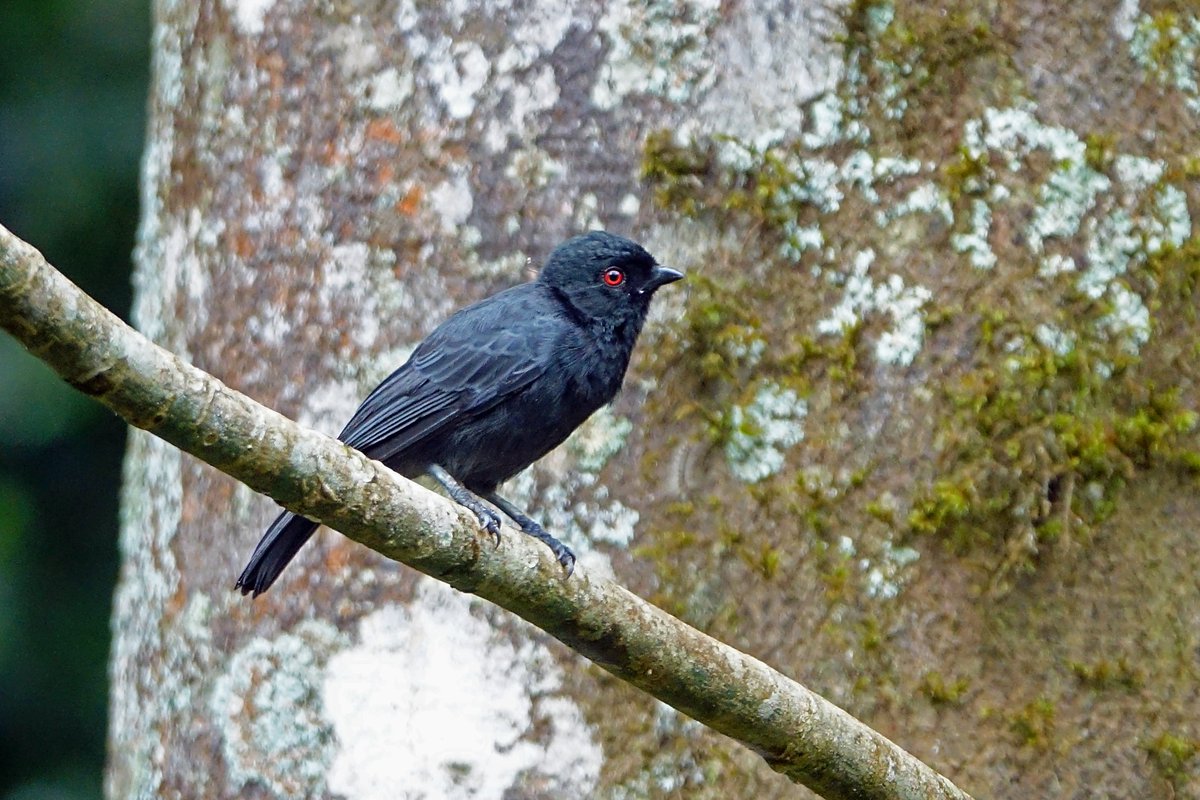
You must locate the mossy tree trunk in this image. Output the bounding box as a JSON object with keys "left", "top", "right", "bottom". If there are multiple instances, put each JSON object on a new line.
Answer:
{"left": 108, "top": 0, "right": 1199, "bottom": 798}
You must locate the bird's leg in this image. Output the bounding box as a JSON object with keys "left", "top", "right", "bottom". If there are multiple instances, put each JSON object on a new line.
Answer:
{"left": 428, "top": 464, "right": 501, "bottom": 546}
{"left": 485, "top": 492, "right": 576, "bottom": 576}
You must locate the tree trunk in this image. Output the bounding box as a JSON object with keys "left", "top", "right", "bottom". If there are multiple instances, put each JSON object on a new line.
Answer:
{"left": 108, "top": 1, "right": 1200, "bottom": 798}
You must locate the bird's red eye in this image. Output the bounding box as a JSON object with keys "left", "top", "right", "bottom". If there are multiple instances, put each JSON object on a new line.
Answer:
{"left": 602, "top": 268, "right": 625, "bottom": 287}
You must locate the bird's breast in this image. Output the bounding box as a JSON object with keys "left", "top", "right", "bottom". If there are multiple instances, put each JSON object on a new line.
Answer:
{"left": 434, "top": 321, "right": 637, "bottom": 491}
{"left": 562, "top": 331, "right": 632, "bottom": 407}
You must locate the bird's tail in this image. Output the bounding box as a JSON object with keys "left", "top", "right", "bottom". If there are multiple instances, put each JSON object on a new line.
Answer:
{"left": 235, "top": 510, "right": 319, "bottom": 597}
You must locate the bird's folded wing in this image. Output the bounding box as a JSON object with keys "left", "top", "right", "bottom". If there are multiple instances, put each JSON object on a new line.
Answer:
{"left": 336, "top": 289, "right": 561, "bottom": 462}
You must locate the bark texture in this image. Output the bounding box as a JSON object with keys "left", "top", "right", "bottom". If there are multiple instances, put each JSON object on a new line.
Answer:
{"left": 106, "top": 0, "right": 1200, "bottom": 798}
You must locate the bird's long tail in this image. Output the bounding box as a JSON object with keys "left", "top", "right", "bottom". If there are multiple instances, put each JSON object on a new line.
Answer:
{"left": 235, "top": 510, "right": 319, "bottom": 597}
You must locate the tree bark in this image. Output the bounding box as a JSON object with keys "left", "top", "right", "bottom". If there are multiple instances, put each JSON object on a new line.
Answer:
{"left": 39, "top": 0, "right": 1200, "bottom": 797}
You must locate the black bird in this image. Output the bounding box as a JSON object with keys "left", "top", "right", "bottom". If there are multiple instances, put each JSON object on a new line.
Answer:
{"left": 236, "top": 231, "right": 683, "bottom": 596}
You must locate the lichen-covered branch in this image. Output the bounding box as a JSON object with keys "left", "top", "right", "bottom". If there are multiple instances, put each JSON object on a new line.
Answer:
{"left": 0, "top": 221, "right": 973, "bottom": 800}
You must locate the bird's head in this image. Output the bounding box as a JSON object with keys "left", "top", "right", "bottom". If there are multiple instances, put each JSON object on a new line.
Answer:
{"left": 538, "top": 231, "right": 684, "bottom": 324}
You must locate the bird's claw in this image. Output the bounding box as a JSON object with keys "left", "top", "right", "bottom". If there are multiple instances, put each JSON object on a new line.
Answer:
{"left": 540, "top": 537, "right": 576, "bottom": 575}
{"left": 476, "top": 508, "right": 502, "bottom": 547}
{"left": 551, "top": 542, "right": 576, "bottom": 577}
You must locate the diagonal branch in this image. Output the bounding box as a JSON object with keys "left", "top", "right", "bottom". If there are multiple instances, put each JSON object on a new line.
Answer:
{"left": 0, "top": 222, "right": 973, "bottom": 800}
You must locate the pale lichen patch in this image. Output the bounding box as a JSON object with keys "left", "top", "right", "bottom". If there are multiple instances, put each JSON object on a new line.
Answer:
{"left": 107, "top": 432, "right": 185, "bottom": 799}
{"left": 693, "top": 0, "right": 844, "bottom": 143}
{"left": 211, "top": 620, "right": 344, "bottom": 798}
{"left": 951, "top": 198, "right": 996, "bottom": 270}
{"left": 816, "top": 249, "right": 932, "bottom": 367}
{"left": 497, "top": 3, "right": 575, "bottom": 72}
{"left": 880, "top": 181, "right": 953, "bottom": 227}
{"left": 1113, "top": 153, "right": 1165, "bottom": 191}
{"left": 567, "top": 405, "right": 634, "bottom": 474}
{"left": 504, "top": 466, "right": 631, "bottom": 557}
{"left": 1152, "top": 185, "right": 1192, "bottom": 252}
{"left": 609, "top": 703, "right": 706, "bottom": 797}
{"left": 297, "top": 378, "right": 362, "bottom": 438}
{"left": 1130, "top": 12, "right": 1200, "bottom": 114}
{"left": 961, "top": 105, "right": 1111, "bottom": 256}
{"left": 1034, "top": 323, "right": 1075, "bottom": 357}
{"left": 592, "top": 0, "right": 722, "bottom": 110}
{"left": 1038, "top": 253, "right": 1076, "bottom": 279}
{"left": 1114, "top": 0, "right": 1142, "bottom": 40}
{"left": 955, "top": 103, "right": 1192, "bottom": 354}
{"left": 365, "top": 67, "right": 415, "bottom": 112}
{"left": 322, "top": 584, "right": 601, "bottom": 799}
{"left": 583, "top": 489, "right": 642, "bottom": 548}
{"left": 723, "top": 382, "right": 807, "bottom": 484}
{"left": 574, "top": 192, "right": 603, "bottom": 231}
{"left": 862, "top": 540, "right": 920, "bottom": 600}
{"left": 428, "top": 170, "right": 475, "bottom": 234}
{"left": 223, "top": 0, "right": 277, "bottom": 36}
{"left": 1027, "top": 162, "right": 1110, "bottom": 255}
{"left": 424, "top": 39, "right": 491, "bottom": 120}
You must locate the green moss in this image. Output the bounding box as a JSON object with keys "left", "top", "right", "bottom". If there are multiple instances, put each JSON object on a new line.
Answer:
{"left": 820, "top": 561, "right": 851, "bottom": 602}
{"left": 649, "top": 266, "right": 824, "bottom": 494}
{"left": 1083, "top": 133, "right": 1117, "bottom": 172}
{"left": 632, "top": 518, "right": 700, "bottom": 619}
{"left": 640, "top": 130, "right": 715, "bottom": 217}
{"left": 748, "top": 544, "right": 781, "bottom": 580}
{"left": 1112, "top": 392, "right": 1197, "bottom": 466}
{"left": 847, "top": 467, "right": 871, "bottom": 488}
{"left": 909, "top": 286, "right": 1200, "bottom": 572}
{"left": 1069, "top": 657, "right": 1143, "bottom": 691}
{"left": 920, "top": 671, "right": 971, "bottom": 706}
{"left": 621, "top": 6, "right": 1198, "bottom": 789}
{"left": 865, "top": 498, "right": 896, "bottom": 524}
{"left": 1150, "top": 235, "right": 1200, "bottom": 315}
{"left": 793, "top": 470, "right": 837, "bottom": 515}
{"left": 907, "top": 478, "right": 974, "bottom": 539}
{"left": 670, "top": 275, "right": 764, "bottom": 386}
{"left": 1007, "top": 697, "right": 1056, "bottom": 749}
{"left": 1144, "top": 731, "right": 1199, "bottom": 786}
{"left": 859, "top": 615, "right": 884, "bottom": 652}
{"left": 840, "top": 0, "right": 1017, "bottom": 143}
{"left": 943, "top": 146, "right": 990, "bottom": 202}
{"left": 663, "top": 500, "right": 697, "bottom": 518}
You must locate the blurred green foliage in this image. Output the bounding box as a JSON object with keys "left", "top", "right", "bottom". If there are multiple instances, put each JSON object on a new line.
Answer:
{"left": 0, "top": 0, "right": 148, "bottom": 798}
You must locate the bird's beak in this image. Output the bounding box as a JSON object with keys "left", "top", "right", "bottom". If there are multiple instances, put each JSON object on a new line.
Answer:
{"left": 642, "top": 266, "right": 685, "bottom": 294}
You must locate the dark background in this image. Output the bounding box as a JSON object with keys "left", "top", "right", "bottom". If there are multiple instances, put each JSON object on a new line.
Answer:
{"left": 0, "top": 0, "right": 149, "bottom": 797}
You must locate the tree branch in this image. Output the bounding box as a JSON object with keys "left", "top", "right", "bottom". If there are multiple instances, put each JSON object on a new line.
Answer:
{"left": 0, "top": 222, "right": 973, "bottom": 800}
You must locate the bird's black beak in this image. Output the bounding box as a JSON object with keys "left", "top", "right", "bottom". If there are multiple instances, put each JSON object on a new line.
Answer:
{"left": 642, "top": 266, "right": 685, "bottom": 294}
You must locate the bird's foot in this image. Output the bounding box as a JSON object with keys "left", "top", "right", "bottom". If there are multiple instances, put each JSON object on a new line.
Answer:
{"left": 519, "top": 520, "right": 576, "bottom": 576}
{"left": 482, "top": 490, "right": 576, "bottom": 576}
{"left": 550, "top": 540, "right": 576, "bottom": 576}
{"left": 429, "top": 465, "right": 502, "bottom": 547}
{"left": 454, "top": 492, "right": 502, "bottom": 546}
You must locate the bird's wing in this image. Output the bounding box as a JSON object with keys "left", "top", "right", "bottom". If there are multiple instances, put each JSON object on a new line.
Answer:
{"left": 337, "top": 285, "right": 564, "bottom": 462}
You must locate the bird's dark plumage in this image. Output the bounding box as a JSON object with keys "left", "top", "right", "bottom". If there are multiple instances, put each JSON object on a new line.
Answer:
{"left": 237, "top": 231, "right": 683, "bottom": 596}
